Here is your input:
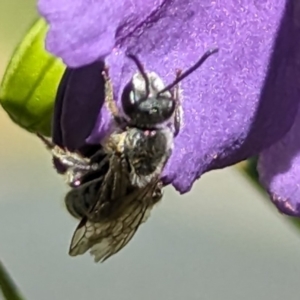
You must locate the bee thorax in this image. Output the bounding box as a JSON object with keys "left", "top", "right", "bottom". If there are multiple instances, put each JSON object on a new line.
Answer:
{"left": 124, "top": 127, "right": 173, "bottom": 187}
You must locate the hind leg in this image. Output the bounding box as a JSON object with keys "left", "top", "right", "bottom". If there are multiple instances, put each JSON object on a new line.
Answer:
{"left": 37, "top": 134, "right": 100, "bottom": 187}
{"left": 51, "top": 146, "right": 97, "bottom": 187}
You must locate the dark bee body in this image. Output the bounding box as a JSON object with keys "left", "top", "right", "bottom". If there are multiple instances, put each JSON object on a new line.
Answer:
{"left": 64, "top": 149, "right": 110, "bottom": 218}
{"left": 123, "top": 127, "right": 173, "bottom": 187}
{"left": 39, "top": 48, "right": 218, "bottom": 262}
{"left": 61, "top": 129, "right": 164, "bottom": 262}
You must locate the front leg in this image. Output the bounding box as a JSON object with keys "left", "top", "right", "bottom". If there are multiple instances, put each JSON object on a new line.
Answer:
{"left": 102, "top": 66, "right": 126, "bottom": 127}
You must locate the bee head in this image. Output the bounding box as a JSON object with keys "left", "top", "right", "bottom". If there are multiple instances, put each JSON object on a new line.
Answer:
{"left": 122, "top": 49, "right": 219, "bottom": 128}
{"left": 121, "top": 69, "right": 176, "bottom": 127}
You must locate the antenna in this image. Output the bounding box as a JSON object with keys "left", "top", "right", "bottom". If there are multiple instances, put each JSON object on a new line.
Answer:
{"left": 157, "top": 48, "right": 219, "bottom": 96}
{"left": 126, "top": 53, "right": 150, "bottom": 99}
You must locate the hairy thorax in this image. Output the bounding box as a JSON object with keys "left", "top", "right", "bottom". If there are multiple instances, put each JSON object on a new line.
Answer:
{"left": 123, "top": 127, "right": 173, "bottom": 187}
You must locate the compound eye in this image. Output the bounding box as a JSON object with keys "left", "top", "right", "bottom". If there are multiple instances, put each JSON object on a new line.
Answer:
{"left": 121, "top": 81, "right": 137, "bottom": 117}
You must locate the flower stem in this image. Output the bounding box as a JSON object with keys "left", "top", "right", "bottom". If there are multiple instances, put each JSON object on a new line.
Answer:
{"left": 0, "top": 261, "right": 25, "bottom": 300}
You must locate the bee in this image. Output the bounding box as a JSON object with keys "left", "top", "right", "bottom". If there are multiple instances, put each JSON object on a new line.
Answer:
{"left": 39, "top": 132, "right": 164, "bottom": 262}
{"left": 39, "top": 48, "right": 218, "bottom": 262}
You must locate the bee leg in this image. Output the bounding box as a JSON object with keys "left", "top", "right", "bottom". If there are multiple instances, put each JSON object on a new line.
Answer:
{"left": 152, "top": 181, "right": 163, "bottom": 204}
{"left": 50, "top": 146, "right": 89, "bottom": 169}
{"left": 102, "top": 66, "right": 126, "bottom": 127}
{"left": 50, "top": 148, "right": 96, "bottom": 187}
{"left": 37, "top": 133, "right": 87, "bottom": 168}
{"left": 37, "top": 133, "right": 103, "bottom": 187}
{"left": 36, "top": 133, "right": 55, "bottom": 149}
{"left": 173, "top": 69, "right": 183, "bottom": 137}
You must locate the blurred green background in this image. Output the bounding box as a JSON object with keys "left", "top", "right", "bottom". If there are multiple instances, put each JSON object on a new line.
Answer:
{"left": 1, "top": 1, "right": 300, "bottom": 300}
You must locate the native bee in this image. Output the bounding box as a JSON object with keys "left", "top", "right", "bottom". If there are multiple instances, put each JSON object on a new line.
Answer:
{"left": 38, "top": 48, "right": 218, "bottom": 262}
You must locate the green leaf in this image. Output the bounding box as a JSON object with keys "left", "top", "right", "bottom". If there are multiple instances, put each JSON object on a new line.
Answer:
{"left": 0, "top": 19, "right": 65, "bottom": 137}
{"left": 0, "top": 261, "right": 25, "bottom": 300}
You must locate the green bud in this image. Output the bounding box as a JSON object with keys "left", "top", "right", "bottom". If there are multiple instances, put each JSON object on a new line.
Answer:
{"left": 0, "top": 19, "right": 65, "bottom": 137}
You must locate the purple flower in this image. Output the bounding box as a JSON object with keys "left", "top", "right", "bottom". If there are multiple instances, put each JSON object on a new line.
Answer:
{"left": 38, "top": 0, "right": 300, "bottom": 216}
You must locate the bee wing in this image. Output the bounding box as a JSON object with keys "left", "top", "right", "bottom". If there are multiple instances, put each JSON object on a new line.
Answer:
{"left": 69, "top": 180, "right": 162, "bottom": 263}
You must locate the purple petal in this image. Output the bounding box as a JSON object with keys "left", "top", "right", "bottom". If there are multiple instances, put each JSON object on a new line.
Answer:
{"left": 52, "top": 61, "right": 106, "bottom": 173}
{"left": 89, "top": 0, "right": 300, "bottom": 192}
{"left": 42, "top": 0, "right": 300, "bottom": 193}
{"left": 37, "top": 0, "right": 164, "bottom": 67}
{"left": 258, "top": 108, "right": 300, "bottom": 217}
{"left": 53, "top": 61, "right": 105, "bottom": 151}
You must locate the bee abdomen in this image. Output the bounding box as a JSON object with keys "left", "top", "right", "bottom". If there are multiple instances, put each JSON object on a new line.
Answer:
{"left": 65, "top": 178, "right": 103, "bottom": 219}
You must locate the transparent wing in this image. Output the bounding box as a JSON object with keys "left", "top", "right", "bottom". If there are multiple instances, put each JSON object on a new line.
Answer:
{"left": 86, "top": 153, "right": 131, "bottom": 222}
{"left": 68, "top": 180, "right": 162, "bottom": 263}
